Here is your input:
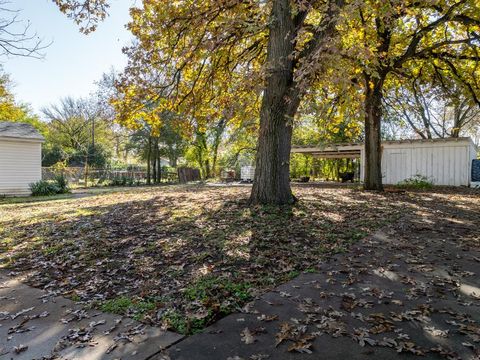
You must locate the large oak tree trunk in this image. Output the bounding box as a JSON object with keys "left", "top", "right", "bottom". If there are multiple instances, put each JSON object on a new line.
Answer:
{"left": 250, "top": 109, "right": 295, "bottom": 204}
{"left": 364, "top": 77, "right": 384, "bottom": 191}
{"left": 250, "top": 0, "right": 298, "bottom": 205}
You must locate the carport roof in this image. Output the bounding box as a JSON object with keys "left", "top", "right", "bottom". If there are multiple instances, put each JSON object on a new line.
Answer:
{"left": 0, "top": 121, "right": 45, "bottom": 142}
{"left": 292, "top": 143, "right": 362, "bottom": 158}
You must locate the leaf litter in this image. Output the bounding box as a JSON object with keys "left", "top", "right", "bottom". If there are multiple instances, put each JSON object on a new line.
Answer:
{"left": 1, "top": 184, "right": 479, "bottom": 358}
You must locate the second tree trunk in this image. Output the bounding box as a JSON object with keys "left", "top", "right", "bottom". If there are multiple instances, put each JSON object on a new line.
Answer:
{"left": 364, "top": 77, "right": 384, "bottom": 191}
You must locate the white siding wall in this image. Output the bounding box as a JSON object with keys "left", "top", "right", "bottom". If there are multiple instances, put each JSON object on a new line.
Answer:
{"left": 0, "top": 139, "right": 42, "bottom": 195}
{"left": 380, "top": 142, "right": 472, "bottom": 186}
{"left": 360, "top": 148, "right": 365, "bottom": 183}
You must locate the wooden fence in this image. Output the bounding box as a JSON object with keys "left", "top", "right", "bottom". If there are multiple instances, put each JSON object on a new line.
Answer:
{"left": 177, "top": 167, "right": 201, "bottom": 183}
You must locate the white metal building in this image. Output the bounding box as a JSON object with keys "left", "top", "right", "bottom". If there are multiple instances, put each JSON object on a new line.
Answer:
{"left": 0, "top": 122, "right": 44, "bottom": 196}
{"left": 241, "top": 166, "right": 255, "bottom": 182}
{"left": 292, "top": 137, "right": 478, "bottom": 186}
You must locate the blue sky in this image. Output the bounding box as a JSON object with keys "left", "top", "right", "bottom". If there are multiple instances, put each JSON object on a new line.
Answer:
{"left": 2, "top": 0, "right": 134, "bottom": 116}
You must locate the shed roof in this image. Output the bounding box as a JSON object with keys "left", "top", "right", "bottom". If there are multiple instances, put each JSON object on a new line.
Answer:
{"left": 292, "top": 137, "right": 476, "bottom": 158}
{"left": 293, "top": 137, "right": 474, "bottom": 149}
{"left": 0, "top": 122, "right": 45, "bottom": 142}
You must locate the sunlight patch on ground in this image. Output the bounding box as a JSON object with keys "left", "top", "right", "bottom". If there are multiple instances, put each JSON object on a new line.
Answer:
{"left": 414, "top": 211, "right": 436, "bottom": 224}
{"left": 459, "top": 283, "right": 480, "bottom": 299}
{"left": 225, "top": 230, "right": 252, "bottom": 260}
{"left": 321, "top": 211, "right": 345, "bottom": 223}
{"left": 443, "top": 217, "right": 470, "bottom": 225}
{"left": 423, "top": 324, "right": 450, "bottom": 344}
{"left": 194, "top": 263, "right": 215, "bottom": 278}
{"left": 373, "top": 268, "right": 400, "bottom": 281}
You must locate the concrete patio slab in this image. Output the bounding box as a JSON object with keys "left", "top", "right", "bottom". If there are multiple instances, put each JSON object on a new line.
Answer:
{"left": 163, "top": 220, "right": 480, "bottom": 360}
{"left": 0, "top": 273, "right": 183, "bottom": 360}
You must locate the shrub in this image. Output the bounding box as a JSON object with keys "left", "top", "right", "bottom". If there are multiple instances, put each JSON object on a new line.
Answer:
{"left": 397, "top": 175, "right": 433, "bottom": 190}
{"left": 30, "top": 175, "right": 71, "bottom": 196}
{"left": 30, "top": 180, "right": 60, "bottom": 196}
{"left": 108, "top": 176, "right": 139, "bottom": 187}
{"left": 54, "top": 174, "right": 70, "bottom": 194}
{"left": 126, "top": 177, "right": 134, "bottom": 186}
{"left": 109, "top": 177, "right": 124, "bottom": 186}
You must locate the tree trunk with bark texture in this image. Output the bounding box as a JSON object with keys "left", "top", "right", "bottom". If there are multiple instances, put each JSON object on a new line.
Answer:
{"left": 152, "top": 142, "right": 157, "bottom": 184}
{"left": 211, "top": 119, "right": 226, "bottom": 179}
{"left": 250, "top": 0, "right": 299, "bottom": 205}
{"left": 364, "top": 76, "right": 384, "bottom": 191}
{"left": 146, "top": 136, "right": 152, "bottom": 185}
{"left": 156, "top": 140, "right": 161, "bottom": 183}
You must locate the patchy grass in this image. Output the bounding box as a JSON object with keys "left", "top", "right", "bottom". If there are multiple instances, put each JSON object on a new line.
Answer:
{"left": 0, "top": 193, "right": 75, "bottom": 205}
{"left": 162, "top": 309, "right": 209, "bottom": 335}
{"left": 2, "top": 184, "right": 474, "bottom": 334}
{"left": 42, "top": 244, "right": 63, "bottom": 256}
{"left": 397, "top": 175, "right": 434, "bottom": 190}
{"left": 100, "top": 296, "right": 156, "bottom": 321}
{"left": 159, "top": 275, "right": 254, "bottom": 334}
{"left": 100, "top": 297, "right": 133, "bottom": 314}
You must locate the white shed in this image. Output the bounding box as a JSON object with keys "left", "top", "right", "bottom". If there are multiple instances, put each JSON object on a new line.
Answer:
{"left": 378, "top": 138, "right": 477, "bottom": 186}
{"left": 241, "top": 166, "right": 255, "bottom": 182}
{"left": 0, "top": 122, "right": 45, "bottom": 196}
{"left": 292, "top": 137, "right": 478, "bottom": 186}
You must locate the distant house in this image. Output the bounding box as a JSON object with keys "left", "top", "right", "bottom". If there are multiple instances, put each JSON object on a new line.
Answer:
{"left": 0, "top": 122, "right": 45, "bottom": 196}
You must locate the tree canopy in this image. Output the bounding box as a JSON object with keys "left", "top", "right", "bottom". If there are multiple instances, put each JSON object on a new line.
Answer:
{"left": 50, "top": 0, "right": 480, "bottom": 198}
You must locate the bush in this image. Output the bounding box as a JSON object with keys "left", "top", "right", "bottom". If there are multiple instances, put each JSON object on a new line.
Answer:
{"left": 109, "top": 177, "right": 125, "bottom": 186}
{"left": 397, "top": 175, "right": 433, "bottom": 190}
{"left": 30, "top": 180, "right": 60, "bottom": 196}
{"left": 54, "top": 174, "right": 70, "bottom": 194}
{"left": 126, "top": 177, "right": 134, "bottom": 186}
{"left": 108, "top": 176, "right": 140, "bottom": 187}
{"left": 30, "top": 174, "right": 71, "bottom": 196}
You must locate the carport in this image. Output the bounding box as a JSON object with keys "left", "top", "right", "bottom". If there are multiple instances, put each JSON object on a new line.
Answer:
{"left": 292, "top": 143, "right": 363, "bottom": 181}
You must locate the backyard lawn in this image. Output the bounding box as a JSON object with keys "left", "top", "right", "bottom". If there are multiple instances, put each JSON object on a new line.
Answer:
{"left": 0, "top": 184, "right": 477, "bottom": 335}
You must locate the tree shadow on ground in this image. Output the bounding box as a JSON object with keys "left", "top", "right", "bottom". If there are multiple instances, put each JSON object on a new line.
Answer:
{"left": 0, "top": 185, "right": 478, "bottom": 334}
